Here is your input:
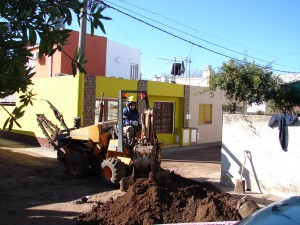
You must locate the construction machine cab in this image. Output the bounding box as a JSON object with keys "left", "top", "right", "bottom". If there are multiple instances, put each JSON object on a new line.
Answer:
{"left": 116, "top": 90, "right": 150, "bottom": 152}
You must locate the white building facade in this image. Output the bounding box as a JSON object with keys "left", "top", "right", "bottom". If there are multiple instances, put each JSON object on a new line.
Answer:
{"left": 105, "top": 40, "right": 141, "bottom": 80}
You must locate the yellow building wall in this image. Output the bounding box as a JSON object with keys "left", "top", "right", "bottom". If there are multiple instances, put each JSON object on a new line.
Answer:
{"left": 147, "top": 81, "right": 184, "bottom": 145}
{"left": 0, "top": 77, "right": 185, "bottom": 146}
{"left": 0, "top": 75, "right": 82, "bottom": 138}
{"left": 96, "top": 76, "right": 138, "bottom": 98}
{"left": 148, "top": 95, "right": 184, "bottom": 145}
{"left": 148, "top": 81, "right": 184, "bottom": 97}
{"left": 95, "top": 78, "right": 185, "bottom": 145}
{"left": 0, "top": 106, "right": 15, "bottom": 131}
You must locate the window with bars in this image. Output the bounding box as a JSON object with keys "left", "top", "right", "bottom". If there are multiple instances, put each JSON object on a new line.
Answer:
{"left": 153, "top": 102, "right": 174, "bottom": 133}
{"left": 199, "top": 104, "right": 212, "bottom": 125}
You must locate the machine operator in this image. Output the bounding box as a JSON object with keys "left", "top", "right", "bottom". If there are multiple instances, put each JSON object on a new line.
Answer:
{"left": 123, "top": 95, "right": 140, "bottom": 146}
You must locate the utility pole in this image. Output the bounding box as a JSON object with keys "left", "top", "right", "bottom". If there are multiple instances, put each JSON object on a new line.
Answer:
{"left": 78, "top": 0, "right": 88, "bottom": 73}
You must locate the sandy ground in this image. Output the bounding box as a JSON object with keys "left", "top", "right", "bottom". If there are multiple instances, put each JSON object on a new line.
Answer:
{"left": 0, "top": 139, "right": 280, "bottom": 225}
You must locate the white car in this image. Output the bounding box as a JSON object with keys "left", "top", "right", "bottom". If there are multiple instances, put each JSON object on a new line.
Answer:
{"left": 237, "top": 196, "right": 300, "bottom": 225}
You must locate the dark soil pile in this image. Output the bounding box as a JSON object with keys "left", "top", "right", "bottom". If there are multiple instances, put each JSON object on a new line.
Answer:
{"left": 76, "top": 171, "right": 241, "bottom": 225}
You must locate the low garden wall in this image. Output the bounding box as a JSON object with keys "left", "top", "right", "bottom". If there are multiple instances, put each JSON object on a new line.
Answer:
{"left": 221, "top": 114, "right": 300, "bottom": 197}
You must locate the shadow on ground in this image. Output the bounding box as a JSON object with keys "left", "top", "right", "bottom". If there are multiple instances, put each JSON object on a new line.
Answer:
{"left": 0, "top": 148, "right": 118, "bottom": 225}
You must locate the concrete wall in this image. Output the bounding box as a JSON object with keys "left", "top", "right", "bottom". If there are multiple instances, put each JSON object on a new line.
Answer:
{"left": 188, "top": 86, "right": 229, "bottom": 144}
{"left": 175, "top": 77, "right": 209, "bottom": 87}
{"left": 221, "top": 114, "right": 300, "bottom": 197}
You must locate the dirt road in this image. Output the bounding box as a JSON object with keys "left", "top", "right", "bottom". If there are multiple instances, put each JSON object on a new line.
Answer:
{"left": 161, "top": 145, "right": 221, "bottom": 186}
{"left": 0, "top": 139, "right": 221, "bottom": 225}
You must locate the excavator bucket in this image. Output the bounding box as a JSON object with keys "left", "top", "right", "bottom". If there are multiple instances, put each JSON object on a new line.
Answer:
{"left": 120, "top": 143, "right": 168, "bottom": 192}
{"left": 132, "top": 145, "right": 153, "bottom": 177}
{"left": 119, "top": 146, "right": 152, "bottom": 191}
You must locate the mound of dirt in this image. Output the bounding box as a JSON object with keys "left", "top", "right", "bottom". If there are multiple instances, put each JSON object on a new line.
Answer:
{"left": 75, "top": 171, "right": 241, "bottom": 225}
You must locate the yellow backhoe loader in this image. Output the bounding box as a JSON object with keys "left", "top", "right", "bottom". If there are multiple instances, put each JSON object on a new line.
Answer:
{"left": 36, "top": 90, "right": 163, "bottom": 189}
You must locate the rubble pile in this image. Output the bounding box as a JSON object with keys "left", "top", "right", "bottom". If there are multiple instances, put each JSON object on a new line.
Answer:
{"left": 76, "top": 171, "right": 241, "bottom": 225}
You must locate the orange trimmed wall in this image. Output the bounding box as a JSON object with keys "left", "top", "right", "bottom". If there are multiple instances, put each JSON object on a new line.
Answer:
{"left": 31, "top": 31, "right": 107, "bottom": 78}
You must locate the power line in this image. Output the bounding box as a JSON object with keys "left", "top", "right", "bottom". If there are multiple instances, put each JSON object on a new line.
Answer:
{"left": 104, "top": 1, "right": 251, "bottom": 61}
{"left": 107, "top": 0, "right": 198, "bottom": 68}
{"left": 111, "top": 0, "right": 300, "bottom": 70}
{"left": 100, "top": 1, "right": 300, "bottom": 74}
{"left": 112, "top": 0, "right": 198, "bottom": 33}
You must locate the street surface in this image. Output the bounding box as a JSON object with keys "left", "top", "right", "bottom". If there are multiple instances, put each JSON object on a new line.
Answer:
{"left": 0, "top": 139, "right": 281, "bottom": 225}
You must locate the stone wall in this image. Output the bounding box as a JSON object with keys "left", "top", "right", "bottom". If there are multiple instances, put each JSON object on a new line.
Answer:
{"left": 183, "top": 85, "right": 190, "bottom": 128}
{"left": 83, "top": 75, "right": 96, "bottom": 126}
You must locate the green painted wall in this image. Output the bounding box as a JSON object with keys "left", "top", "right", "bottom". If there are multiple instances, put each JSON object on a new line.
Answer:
{"left": 94, "top": 78, "right": 185, "bottom": 145}
{"left": 0, "top": 75, "right": 82, "bottom": 138}
{"left": 148, "top": 81, "right": 184, "bottom": 97}
{"left": 1, "top": 76, "right": 186, "bottom": 146}
{"left": 77, "top": 74, "right": 85, "bottom": 120}
{"left": 147, "top": 81, "right": 184, "bottom": 145}
{"left": 96, "top": 76, "right": 138, "bottom": 98}
{"left": 0, "top": 106, "right": 15, "bottom": 131}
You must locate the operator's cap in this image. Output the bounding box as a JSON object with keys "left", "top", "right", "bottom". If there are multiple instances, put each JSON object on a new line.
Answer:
{"left": 127, "top": 95, "right": 137, "bottom": 103}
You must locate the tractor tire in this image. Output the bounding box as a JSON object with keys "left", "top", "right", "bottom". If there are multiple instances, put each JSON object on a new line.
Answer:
{"left": 66, "top": 154, "right": 89, "bottom": 178}
{"left": 101, "top": 158, "right": 126, "bottom": 187}
{"left": 57, "top": 149, "right": 66, "bottom": 165}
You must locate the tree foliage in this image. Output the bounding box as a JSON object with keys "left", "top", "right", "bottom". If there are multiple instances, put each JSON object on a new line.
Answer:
{"left": 208, "top": 60, "right": 285, "bottom": 113}
{"left": 269, "top": 80, "right": 300, "bottom": 114}
{"left": 0, "top": 0, "right": 110, "bottom": 130}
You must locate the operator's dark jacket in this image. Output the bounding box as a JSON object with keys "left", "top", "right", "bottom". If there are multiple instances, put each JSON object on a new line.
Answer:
{"left": 123, "top": 106, "right": 139, "bottom": 126}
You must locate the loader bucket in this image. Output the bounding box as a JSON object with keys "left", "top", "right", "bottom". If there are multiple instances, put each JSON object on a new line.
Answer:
{"left": 132, "top": 144, "right": 165, "bottom": 179}
{"left": 119, "top": 145, "right": 157, "bottom": 191}
{"left": 120, "top": 144, "right": 169, "bottom": 191}
{"left": 132, "top": 145, "right": 153, "bottom": 177}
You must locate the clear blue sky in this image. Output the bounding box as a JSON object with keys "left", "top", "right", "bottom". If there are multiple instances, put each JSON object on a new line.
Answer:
{"left": 73, "top": 0, "right": 300, "bottom": 80}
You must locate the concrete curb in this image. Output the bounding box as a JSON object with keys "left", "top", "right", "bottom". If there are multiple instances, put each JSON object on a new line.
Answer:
{"left": 161, "top": 142, "right": 221, "bottom": 153}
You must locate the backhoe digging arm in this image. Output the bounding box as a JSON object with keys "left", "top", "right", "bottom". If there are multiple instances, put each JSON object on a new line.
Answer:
{"left": 36, "top": 99, "right": 70, "bottom": 153}
{"left": 41, "top": 99, "right": 69, "bottom": 132}
{"left": 36, "top": 113, "right": 61, "bottom": 151}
